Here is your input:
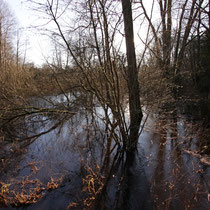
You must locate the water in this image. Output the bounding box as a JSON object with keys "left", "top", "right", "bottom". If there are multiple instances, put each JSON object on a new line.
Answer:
{"left": 0, "top": 95, "right": 209, "bottom": 209}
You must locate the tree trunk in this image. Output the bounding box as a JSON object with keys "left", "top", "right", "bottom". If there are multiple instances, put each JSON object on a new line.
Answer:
{"left": 121, "top": 0, "right": 143, "bottom": 151}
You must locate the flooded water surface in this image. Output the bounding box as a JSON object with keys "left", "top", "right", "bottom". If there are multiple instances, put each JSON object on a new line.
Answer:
{"left": 0, "top": 94, "right": 209, "bottom": 209}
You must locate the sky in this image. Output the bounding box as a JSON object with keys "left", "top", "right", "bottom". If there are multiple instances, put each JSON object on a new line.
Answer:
{"left": 5, "top": 0, "right": 155, "bottom": 67}
{"left": 6, "top": 0, "right": 50, "bottom": 66}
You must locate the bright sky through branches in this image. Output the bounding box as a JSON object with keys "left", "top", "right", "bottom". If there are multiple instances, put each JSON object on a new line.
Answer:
{"left": 7, "top": 0, "right": 51, "bottom": 66}
{"left": 6, "top": 0, "right": 154, "bottom": 67}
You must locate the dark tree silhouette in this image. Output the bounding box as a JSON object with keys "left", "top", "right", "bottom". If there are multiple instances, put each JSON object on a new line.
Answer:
{"left": 121, "top": 0, "right": 143, "bottom": 151}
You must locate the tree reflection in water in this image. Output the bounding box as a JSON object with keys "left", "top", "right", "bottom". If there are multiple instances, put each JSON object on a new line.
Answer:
{"left": 0, "top": 95, "right": 209, "bottom": 209}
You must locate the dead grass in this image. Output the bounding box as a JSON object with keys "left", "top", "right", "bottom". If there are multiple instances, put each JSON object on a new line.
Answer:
{"left": 67, "top": 162, "right": 104, "bottom": 209}
{"left": 0, "top": 175, "right": 62, "bottom": 207}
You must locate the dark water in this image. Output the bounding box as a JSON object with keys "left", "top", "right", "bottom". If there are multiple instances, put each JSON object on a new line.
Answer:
{"left": 0, "top": 95, "right": 209, "bottom": 210}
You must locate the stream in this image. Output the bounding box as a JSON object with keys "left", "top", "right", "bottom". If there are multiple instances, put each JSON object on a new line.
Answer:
{"left": 0, "top": 94, "right": 209, "bottom": 210}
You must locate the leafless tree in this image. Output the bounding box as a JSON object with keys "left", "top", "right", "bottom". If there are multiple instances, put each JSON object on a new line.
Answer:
{"left": 139, "top": 0, "right": 207, "bottom": 76}
{"left": 0, "top": 0, "right": 15, "bottom": 70}
{"left": 121, "top": 0, "right": 143, "bottom": 150}
{"left": 27, "top": 0, "right": 143, "bottom": 151}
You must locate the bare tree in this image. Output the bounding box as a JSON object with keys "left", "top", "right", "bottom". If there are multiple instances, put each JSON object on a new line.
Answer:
{"left": 121, "top": 0, "right": 143, "bottom": 150}
{"left": 0, "top": 0, "right": 15, "bottom": 70}
{"left": 27, "top": 0, "right": 143, "bottom": 151}
{"left": 139, "top": 0, "right": 206, "bottom": 76}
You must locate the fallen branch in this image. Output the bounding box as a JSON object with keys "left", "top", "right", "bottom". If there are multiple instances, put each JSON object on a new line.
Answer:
{"left": 183, "top": 149, "right": 210, "bottom": 166}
